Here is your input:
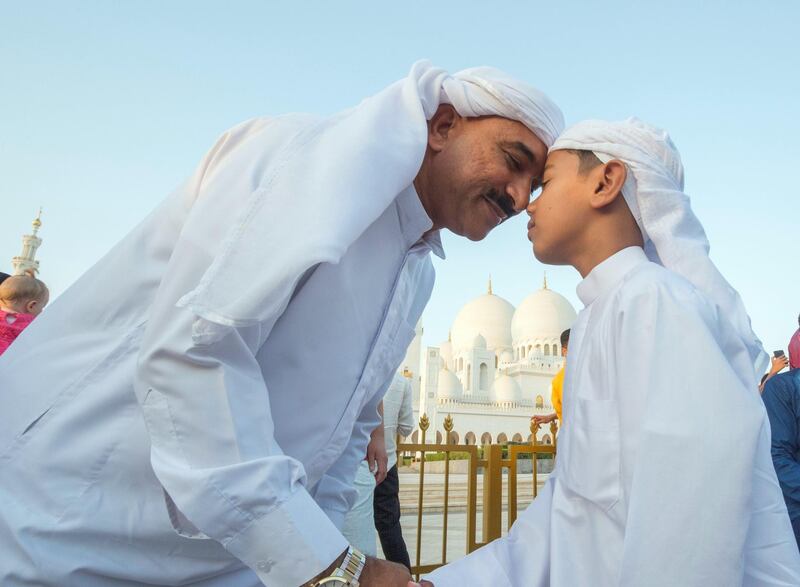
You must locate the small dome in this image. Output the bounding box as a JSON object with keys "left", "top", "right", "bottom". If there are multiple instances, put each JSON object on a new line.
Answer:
{"left": 437, "top": 367, "right": 463, "bottom": 400}
{"left": 492, "top": 375, "right": 522, "bottom": 404}
{"left": 499, "top": 350, "right": 514, "bottom": 364}
{"left": 511, "top": 287, "right": 577, "bottom": 346}
{"left": 451, "top": 291, "right": 514, "bottom": 352}
{"left": 472, "top": 333, "right": 487, "bottom": 349}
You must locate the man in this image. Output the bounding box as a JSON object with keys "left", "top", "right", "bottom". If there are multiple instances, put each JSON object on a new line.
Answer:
{"left": 531, "top": 328, "right": 569, "bottom": 428}
{"left": 417, "top": 118, "right": 800, "bottom": 586}
{"left": 763, "top": 369, "right": 800, "bottom": 550}
{"left": 789, "top": 314, "right": 800, "bottom": 369}
{"left": 0, "top": 62, "right": 563, "bottom": 587}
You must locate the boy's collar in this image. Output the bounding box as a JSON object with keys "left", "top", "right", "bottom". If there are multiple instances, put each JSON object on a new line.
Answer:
{"left": 576, "top": 246, "right": 648, "bottom": 307}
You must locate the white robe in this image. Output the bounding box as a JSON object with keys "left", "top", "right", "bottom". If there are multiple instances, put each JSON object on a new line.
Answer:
{"left": 426, "top": 247, "right": 800, "bottom": 586}
{"left": 0, "top": 118, "right": 442, "bottom": 587}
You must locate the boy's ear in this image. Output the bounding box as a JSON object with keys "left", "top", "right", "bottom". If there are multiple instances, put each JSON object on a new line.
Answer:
{"left": 589, "top": 159, "right": 627, "bottom": 210}
{"left": 26, "top": 300, "right": 38, "bottom": 313}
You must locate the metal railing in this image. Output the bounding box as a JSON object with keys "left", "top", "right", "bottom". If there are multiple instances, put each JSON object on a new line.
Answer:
{"left": 397, "top": 414, "right": 558, "bottom": 580}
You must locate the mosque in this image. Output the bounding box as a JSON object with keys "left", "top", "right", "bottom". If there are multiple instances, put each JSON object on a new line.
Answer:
{"left": 401, "top": 277, "right": 577, "bottom": 446}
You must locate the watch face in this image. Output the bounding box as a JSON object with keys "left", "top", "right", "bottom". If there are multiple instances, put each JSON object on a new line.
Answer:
{"left": 319, "top": 579, "right": 350, "bottom": 586}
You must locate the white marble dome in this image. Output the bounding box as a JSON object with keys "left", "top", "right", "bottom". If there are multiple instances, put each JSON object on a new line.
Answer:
{"left": 451, "top": 288, "right": 514, "bottom": 352}
{"left": 492, "top": 374, "right": 522, "bottom": 404}
{"left": 437, "top": 367, "right": 463, "bottom": 400}
{"left": 472, "top": 333, "right": 487, "bottom": 350}
{"left": 511, "top": 286, "right": 577, "bottom": 347}
{"left": 499, "top": 349, "right": 514, "bottom": 364}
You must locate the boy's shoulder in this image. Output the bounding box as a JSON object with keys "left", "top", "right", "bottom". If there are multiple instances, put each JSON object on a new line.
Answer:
{"left": 616, "top": 260, "right": 713, "bottom": 317}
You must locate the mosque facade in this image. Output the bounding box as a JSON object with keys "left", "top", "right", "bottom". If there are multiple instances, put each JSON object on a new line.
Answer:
{"left": 401, "top": 277, "right": 577, "bottom": 446}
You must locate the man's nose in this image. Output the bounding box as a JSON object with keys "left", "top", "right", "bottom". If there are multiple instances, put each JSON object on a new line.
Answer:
{"left": 507, "top": 179, "right": 532, "bottom": 213}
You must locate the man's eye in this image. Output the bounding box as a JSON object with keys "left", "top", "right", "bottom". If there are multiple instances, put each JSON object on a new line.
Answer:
{"left": 505, "top": 153, "right": 521, "bottom": 171}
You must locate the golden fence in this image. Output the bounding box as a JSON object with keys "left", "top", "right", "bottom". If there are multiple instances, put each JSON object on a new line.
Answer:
{"left": 397, "top": 414, "right": 558, "bottom": 580}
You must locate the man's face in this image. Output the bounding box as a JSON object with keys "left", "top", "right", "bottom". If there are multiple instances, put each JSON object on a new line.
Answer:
{"left": 424, "top": 115, "right": 547, "bottom": 241}
{"left": 526, "top": 150, "right": 594, "bottom": 265}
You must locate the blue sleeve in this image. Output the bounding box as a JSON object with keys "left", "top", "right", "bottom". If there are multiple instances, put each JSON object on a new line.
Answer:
{"left": 763, "top": 374, "right": 800, "bottom": 504}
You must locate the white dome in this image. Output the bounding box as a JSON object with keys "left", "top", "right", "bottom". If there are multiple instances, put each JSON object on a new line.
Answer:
{"left": 492, "top": 374, "right": 521, "bottom": 403}
{"left": 451, "top": 291, "right": 514, "bottom": 352}
{"left": 437, "top": 367, "right": 463, "bottom": 400}
{"left": 511, "top": 287, "right": 577, "bottom": 346}
{"left": 500, "top": 349, "right": 514, "bottom": 364}
{"left": 472, "top": 333, "right": 487, "bottom": 349}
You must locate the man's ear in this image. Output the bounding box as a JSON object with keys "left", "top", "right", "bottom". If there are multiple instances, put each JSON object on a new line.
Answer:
{"left": 427, "top": 104, "right": 461, "bottom": 153}
{"left": 589, "top": 159, "right": 627, "bottom": 210}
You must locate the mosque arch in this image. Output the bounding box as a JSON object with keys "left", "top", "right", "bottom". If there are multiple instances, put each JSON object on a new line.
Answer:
{"left": 448, "top": 431, "right": 460, "bottom": 445}
{"left": 527, "top": 345, "right": 532, "bottom": 355}
{"left": 535, "top": 395, "right": 544, "bottom": 409}
{"left": 544, "top": 344, "right": 551, "bottom": 356}
{"left": 535, "top": 344, "right": 542, "bottom": 353}
{"left": 435, "top": 431, "right": 443, "bottom": 444}
{"left": 512, "top": 433, "right": 523, "bottom": 443}
{"left": 480, "top": 432, "right": 492, "bottom": 445}
{"left": 464, "top": 431, "right": 477, "bottom": 445}
{"left": 479, "top": 363, "right": 489, "bottom": 390}
{"left": 497, "top": 433, "right": 508, "bottom": 444}
{"left": 466, "top": 364, "right": 471, "bottom": 390}
{"left": 458, "top": 357, "right": 463, "bottom": 371}
{"left": 543, "top": 434, "right": 553, "bottom": 445}
{"left": 495, "top": 355, "right": 498, "bottom": 368}
{"left": 553, "top": 344, "right": 559, "bottom": 356}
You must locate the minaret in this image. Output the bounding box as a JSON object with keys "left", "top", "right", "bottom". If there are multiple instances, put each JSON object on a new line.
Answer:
{"left": 488, "top": 274, "right": 493, "bottom": 295}
{"left": 543, "top": 271, "right": 548, "bottom": 290}
{"left": 12, "top": 209, "right": 43, "bottom": 276}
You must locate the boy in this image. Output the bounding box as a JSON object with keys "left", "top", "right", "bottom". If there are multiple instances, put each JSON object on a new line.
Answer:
{"left": 416, "top": 118, "right": 800, "bottom": 586}
{"left": 0, "top": 274, "right": 49, "bottom": 356}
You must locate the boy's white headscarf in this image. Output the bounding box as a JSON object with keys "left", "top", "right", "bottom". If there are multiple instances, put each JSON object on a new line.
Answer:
{"left": 177, "top": 60, "right": 564, "bottom": 343}
{"left": 551, "top": 118, "right": 767, "bottom": 380}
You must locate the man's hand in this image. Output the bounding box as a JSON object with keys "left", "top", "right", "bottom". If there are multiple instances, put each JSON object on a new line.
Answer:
{"left": 359, "top": 556, "right": 411, "bottom": 585}
{"left": 770, "top": 355, "right": 790, "bottom": 376}
{"left": 366, "top": 426, "right": 388, "bottom": 485}
{"left": 531, "top": 413, "right": 557, "bottom": 426}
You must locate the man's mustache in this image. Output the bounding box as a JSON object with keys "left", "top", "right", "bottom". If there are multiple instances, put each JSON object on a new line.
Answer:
{"left": 482, "top": 188, "right": 518, "bottom": 220}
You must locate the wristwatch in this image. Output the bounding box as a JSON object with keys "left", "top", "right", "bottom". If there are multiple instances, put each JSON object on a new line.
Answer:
{"left": 310, "top": 546, "right": 366, "bottom": 586}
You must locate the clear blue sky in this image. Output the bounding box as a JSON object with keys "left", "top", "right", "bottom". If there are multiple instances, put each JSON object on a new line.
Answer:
{"left": 1, "top": 1, "right": 798, "bottom": 359}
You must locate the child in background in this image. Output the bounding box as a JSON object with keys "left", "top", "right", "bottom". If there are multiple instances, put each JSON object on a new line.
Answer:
{"left": 0, "top": 275, "right": 49, "bottom": 356}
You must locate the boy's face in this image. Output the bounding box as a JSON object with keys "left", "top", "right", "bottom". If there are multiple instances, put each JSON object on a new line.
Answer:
{"left": 526, "top": 150, "right": 594, "bottom": 264}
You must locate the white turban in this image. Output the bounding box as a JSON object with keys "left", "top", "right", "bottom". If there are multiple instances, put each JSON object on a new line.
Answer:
{"left": 177, "top": 60, "right": 564, "bottom": 343}
{"left": 551, "top": 118, "right": 767, "bottom": 380}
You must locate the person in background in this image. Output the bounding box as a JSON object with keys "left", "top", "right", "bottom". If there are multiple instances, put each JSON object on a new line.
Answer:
{"left": 789, "top": 314, "right": 800, "bottom": 370}
{"left": 374, "top": 372, "right": 414, "bottom": 570}
{"left": 762, "top": 369, "right": 800, "bottom": 549}
{"left": 0, "top": 274, "right": 49, "bottom": 356}
{"left": 531, "top": 328, "right": 569, "bottom": 429}
{"left": 760, "top": 353, "right": 790, "bottom": 393}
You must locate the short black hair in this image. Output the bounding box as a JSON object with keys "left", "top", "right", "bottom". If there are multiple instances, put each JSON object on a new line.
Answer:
{"left": 0, "top": 272, "right": 9, "bottom": 285}
{"left": 560, "top": 329, "right": 570, "bottom": 349}
{"left": 563, "top": 149, "right": 603, "bottom": 175}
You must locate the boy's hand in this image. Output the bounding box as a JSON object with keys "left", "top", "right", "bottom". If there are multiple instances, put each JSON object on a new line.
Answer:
{"left": 365, "top": 434, "right": 388, "bottom": 485}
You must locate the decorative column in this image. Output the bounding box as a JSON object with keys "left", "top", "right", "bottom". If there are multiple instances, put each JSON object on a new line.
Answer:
{"left": 12, "top": 209, "right": 44, "bottom": 276}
